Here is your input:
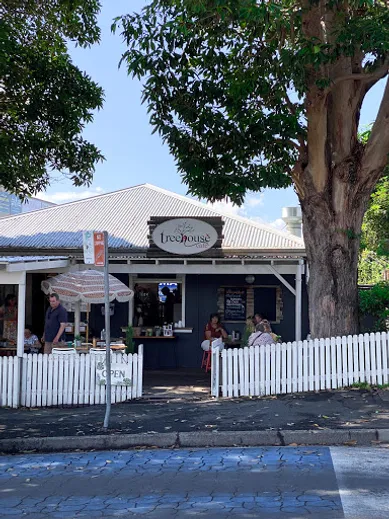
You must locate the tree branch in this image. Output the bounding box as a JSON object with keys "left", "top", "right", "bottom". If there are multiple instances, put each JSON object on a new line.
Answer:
{"left": 361, "top": 76, "right": 389, "bottom": 185}
{"left": 281, "top": 89, "right": 306, "bottom": 149}
{"left": 274, "top": 138, "right": 304, "bottom": 154}
{"left": 332, "top": 58, "right": 389, "bottom": 87}
{"left": 284, "top": 90, "right": 296, "bottom": 116}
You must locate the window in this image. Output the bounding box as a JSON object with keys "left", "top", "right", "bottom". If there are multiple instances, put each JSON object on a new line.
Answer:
{"left": 158, "top": 282, "right": 178, "bottom": 302}
{"left": 132, "top": 278, "right": 184, "bottom": 327}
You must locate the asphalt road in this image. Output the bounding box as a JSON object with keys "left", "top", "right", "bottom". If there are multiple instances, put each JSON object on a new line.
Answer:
{"left": 0, "top": 447, "right": 388, "bottom": 518}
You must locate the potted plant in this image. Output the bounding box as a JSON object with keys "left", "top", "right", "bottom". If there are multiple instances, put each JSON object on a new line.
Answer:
{"left": 74, "top": 334, "right": 82, "bottom": 347}
{"left": 241, "top": 316, "right": 255, "bottom": 347}
{"left": 125, "top": 324, "right": 135, "bottom": 355}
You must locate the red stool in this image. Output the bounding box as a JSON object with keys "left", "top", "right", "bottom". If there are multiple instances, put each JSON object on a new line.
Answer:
{"left": 201, "top": 342, "right": 212, "bottom": 372}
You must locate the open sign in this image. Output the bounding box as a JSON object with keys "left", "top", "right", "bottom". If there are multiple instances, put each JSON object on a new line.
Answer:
{"left": 96, "top": 361, "right": 132, "bottom": 386}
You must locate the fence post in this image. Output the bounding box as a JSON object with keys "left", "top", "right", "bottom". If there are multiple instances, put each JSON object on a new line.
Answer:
{"left": 211, "top": 338, "right": 220, "bottom": 398}
{"left": 137, "top": 344, "right": 144, "bottom": 397}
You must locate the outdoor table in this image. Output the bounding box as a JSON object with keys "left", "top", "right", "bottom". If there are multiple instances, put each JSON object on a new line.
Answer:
{"left": 0, "top": 346, "right": 36, "bottom": 356}
{"left": 0, "top": 347, "right": 17, "bottom": 357}
{"left": 95, "top": 343, "right": 126, "bottom": 352}
{"left": 51, "top": 347, "right": 89, "bottom": 354}
{"left": 223, "top": 340, "right": 242, "bottom": 348}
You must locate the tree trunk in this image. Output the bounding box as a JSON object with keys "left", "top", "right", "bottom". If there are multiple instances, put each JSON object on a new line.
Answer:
{"left": 296, "top": 6, "right": 389, "bottom": 340}
{"left": 300, "top": 175, "right": 370, "bottom": 339}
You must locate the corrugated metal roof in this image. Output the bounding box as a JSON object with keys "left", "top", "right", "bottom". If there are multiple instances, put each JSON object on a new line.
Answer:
{"left": 0, "top": 256, "right": 67, "bottom": 263}
{"left": 0, "top": 184, "right": 304, "bottom": 251}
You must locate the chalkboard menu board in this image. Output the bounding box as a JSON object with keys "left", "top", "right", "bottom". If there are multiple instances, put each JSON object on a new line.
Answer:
{"left": 224, "top": 288, "right": 247, "bottom": 321}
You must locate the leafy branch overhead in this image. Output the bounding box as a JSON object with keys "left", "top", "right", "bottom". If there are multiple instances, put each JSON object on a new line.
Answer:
{"left": 114, "top": 0, "right": 389, "bottom": 204}
{"left": 116, "top": 0, "right": 389, "bottom": 339}
{"left": 0, "top": 0, "right": 104, "bottom": 196}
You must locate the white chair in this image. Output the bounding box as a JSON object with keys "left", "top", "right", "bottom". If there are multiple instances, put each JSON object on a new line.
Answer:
{"left": 201, "top": 340, "right": 210, "bottom": 352}
{"left": 89, "top": 347, "right": 112, "bottom": 356}
{"left": 52, "top": 348, "right": 77, "bottom": 355}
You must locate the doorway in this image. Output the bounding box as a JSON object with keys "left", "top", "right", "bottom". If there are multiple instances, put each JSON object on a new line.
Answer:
{"left": 142, "top": 369, "right": 210, "bottom": 400}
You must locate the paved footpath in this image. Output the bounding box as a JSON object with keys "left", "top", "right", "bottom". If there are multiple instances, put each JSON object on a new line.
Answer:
{"left": 2, "top": 389, "right": 389, "bottom": 441}
{"left": 0, "top": 447, "right": 388, "bottom": 518}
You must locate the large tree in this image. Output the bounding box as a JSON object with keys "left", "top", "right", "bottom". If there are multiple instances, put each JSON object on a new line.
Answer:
{"left": 0, "top": 0, "right": 104, "bottom": 196}
{"left": 115, "top": 0, "right": 389, "bottom": 338}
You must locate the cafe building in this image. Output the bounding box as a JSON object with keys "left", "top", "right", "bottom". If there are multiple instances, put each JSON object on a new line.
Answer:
{"left": 0, "top": 184, "right": 308, "bottom": 369}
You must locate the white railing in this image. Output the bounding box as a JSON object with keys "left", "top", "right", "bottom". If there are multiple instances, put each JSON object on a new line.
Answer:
{"left": 211, "top": 333, "right": 389, "bottom": 398}
{"left": 0, "top": 355, "right": 19, "bottom": 408}
{"left": 0, "top": 346, "right": 144, "bottom": 408}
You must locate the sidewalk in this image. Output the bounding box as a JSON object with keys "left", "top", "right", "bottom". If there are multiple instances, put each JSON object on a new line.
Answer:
{"left": 1, "top": 388, "right": 389, "bottom": 452}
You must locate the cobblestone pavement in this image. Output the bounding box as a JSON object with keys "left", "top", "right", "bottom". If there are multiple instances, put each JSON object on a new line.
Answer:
{"left": 0, "top": 447, "right": 346, "bottom": 518}
{"left": 1, "top": 447, "right": 388, "bottom": 518}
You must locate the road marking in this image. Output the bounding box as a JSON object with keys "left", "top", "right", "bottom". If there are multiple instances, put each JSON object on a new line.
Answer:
{"left": 331, "top": 447, "right": 389, "bottom": 519}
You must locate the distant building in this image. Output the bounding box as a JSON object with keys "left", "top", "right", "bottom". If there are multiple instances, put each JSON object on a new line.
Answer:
{"left": 0, "top": 187, "right": 55, "bottom": 217}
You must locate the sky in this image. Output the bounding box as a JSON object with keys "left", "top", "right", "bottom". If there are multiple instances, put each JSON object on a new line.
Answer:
{"left": 39, "top": 0, "right": 386, "bottom": 229}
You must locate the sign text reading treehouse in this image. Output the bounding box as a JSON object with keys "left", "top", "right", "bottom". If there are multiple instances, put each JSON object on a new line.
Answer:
{"left": 152, "top": 218, "right": 218, "bottom": 255}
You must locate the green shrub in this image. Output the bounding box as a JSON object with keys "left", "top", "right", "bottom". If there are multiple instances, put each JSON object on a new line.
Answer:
{"left": 359, "top": 281, "right": 389, "bottom": 330}
{"left": 125, "top": 325, "right": 135, "bottom": 355}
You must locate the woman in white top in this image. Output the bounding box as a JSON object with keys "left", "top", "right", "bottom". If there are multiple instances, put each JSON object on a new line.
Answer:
{"left": 24, "top": 326, "right": 42, "bottom": 354}
{"left": 248, "top": 322, "right": 276, "bottom": 347}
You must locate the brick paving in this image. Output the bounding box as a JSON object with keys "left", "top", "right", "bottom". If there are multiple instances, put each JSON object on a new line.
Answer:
{"left": 0, "top": 447, "right": 343, "bottom": 518}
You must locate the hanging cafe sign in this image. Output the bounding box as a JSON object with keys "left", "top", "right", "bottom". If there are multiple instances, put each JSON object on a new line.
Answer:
{"left": 96, "top": 360, "right": 132, "bottom": 386}
{"left": 148, "top": 217, "right": 224, "bottom": 257}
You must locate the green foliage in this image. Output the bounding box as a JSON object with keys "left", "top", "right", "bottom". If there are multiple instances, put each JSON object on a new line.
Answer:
{"left": 241, "top": 317, "right": 255, "bottom": 347}
{"left": 362, "top": 171, "right": 389, "bottom": 255}
{"left": 358, "top": 250, "right": 389, "bottom": 285}
{"left": 338, "top": 228, "right": 362, "bottom": 240}
{"left": 125, "top": 325, "right": 135, "bottom": 355}
{"left": 0, "top": 1, "right": 104, "bottom": 197}
{"left": 351, "top": 382, "right": 389, "bottom": 390}
{"left": 114, "top": 0, "right": 389, "bottom": 204}
{"left": 359, "top": 281, "right": 389, "bottom": 329}
{"left": 358, "top": 125, "right": 389, "bottom": 283}
{"left": 350, "top": 382, "right": 372, "bottom": 390}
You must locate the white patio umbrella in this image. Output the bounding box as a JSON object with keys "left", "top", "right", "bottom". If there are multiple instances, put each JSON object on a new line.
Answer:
{"left": 41, "top": 269, "right": 133, "bottom": 336}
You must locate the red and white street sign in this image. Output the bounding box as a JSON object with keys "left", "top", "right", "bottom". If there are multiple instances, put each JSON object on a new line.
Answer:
{"left": 93, "top": 232, "right": 105, "bottom": 266}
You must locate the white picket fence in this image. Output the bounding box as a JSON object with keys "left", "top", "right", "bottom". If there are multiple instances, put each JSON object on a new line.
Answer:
{"left": 211, "top": 333, "right": 389, "bottom": 398}
{"left": 0, "top": 346, "right": 143, "bottom": 408}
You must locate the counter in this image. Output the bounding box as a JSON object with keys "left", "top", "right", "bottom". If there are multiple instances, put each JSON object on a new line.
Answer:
{"left": 133, "top": 335, "right": 178, "bottom": 369}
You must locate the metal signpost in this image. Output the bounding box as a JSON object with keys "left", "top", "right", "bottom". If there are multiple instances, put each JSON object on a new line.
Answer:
{"left": 83, "top": 230, "right": 112, "bottom": 428}
{"left": 102, "top": 231, "right": 111, "bottom": 429}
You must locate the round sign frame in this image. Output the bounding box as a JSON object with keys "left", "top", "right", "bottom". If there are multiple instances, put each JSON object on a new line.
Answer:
{"left": 152, "top": 218, "right": 219, "bottom": 255}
